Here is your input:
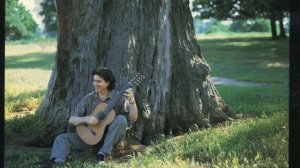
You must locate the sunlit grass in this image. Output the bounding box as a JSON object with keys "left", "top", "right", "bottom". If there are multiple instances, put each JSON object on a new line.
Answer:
{"left": 5, "top": 41, "right": 55, "bottom": 116}
{"left": 196, "top": 32, "right": 272, "bottom": 40}
{"left": 5, "top": 43, "right": 56, "bottom": 56}
{"left": 5, "top": 69, "right": 52, "bottom": 87}
{"left": 5, "top": 69, "right": 53, "bottom": 116}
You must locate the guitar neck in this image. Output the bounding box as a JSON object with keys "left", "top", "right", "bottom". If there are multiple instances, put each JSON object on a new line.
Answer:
{"left": 97, "top": 83, "right": 133, "bottom": 119}
{"left": 102, "top": 92, "right": 124, "bottom": 115}
{"left": 95, "top": 73, "right": 144, "bottom": 120}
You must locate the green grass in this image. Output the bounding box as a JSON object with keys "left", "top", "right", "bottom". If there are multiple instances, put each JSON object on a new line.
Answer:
{"left": 160, "top": 112, "right": 288, "bottom": 167}
{"left": 5, "top": 41, "right": 55, "bottom": 116}
{"left": 198, "top": 35, "right": 289, "bottom": 83}
{"left": 216, "top": 85, "right": 288, "bottom": 116}
{"left": 5, "top": 114, "right": 47, "bottom": 142}
{"left": 5, "top": 111, "right": 288, "bottom": 167}
{"left": 5, "top": 69, "right": 51, "bottom": 115}
{"left": 4, "top": 33, "right": 289, "bottom": 167}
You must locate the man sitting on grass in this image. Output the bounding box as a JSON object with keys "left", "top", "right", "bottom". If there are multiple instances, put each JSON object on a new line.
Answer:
{"left": 49, "top": 68, "right": 138, "bottom": 166}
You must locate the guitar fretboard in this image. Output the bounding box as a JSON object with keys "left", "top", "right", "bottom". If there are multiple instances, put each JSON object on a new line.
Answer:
{"left": 97, "top": 82, "right": 133, "bottom": 120}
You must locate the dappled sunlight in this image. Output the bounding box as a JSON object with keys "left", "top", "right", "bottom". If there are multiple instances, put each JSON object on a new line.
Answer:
{"left": 221, "top": 42, "right": 252, "bottom": 47}
{"left": 5, "top": 88, "right": 46, "bottom": 113}
{"left": 267, "top": 62, "right": 289, "bottom": 68}
{"left": 5, "top": 69, "right": 50, "bottom": 114}
{"left": 270, "top": 47, "right": 277, "bottom": 51}
{"left": 5, "top": 111, "right": 36, "bottom": 120}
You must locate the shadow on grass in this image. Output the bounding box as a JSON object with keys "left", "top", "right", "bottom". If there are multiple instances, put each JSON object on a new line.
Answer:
{"left": 5, "top": 52, "right": 55, "bottom": 70}
{"left": 5, "top": 145, "right": 51, "bottom": 168}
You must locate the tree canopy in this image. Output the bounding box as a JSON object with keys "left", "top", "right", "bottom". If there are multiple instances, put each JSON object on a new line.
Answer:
{"left": 193, "top": 0, "right": 288, "bottom": 19}
{"left": 5, "top": 0, "right": 38, "bottom": 40}
{"left": 192, "top": 0, "right": 289, "bottom": 38}
{"left": 39, "top": 0, "right": 58, "bottom": 35}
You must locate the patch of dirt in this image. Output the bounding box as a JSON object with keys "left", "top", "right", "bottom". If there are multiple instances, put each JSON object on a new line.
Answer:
{"left": 211, "top": 76, "right": 272, "bottom": 87}
{"left": 111, "top": 138, "right": 153, "bottom": 158}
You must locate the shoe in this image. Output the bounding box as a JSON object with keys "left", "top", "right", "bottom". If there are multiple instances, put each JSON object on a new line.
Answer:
{"left": 49, "top": 158, "right": 66, "bottom": 167}
{"left": 96, "top": 153, "right": 105, "bottom": 164}
{"left": 53, "top": 162, "right": 65, "bottom": 167}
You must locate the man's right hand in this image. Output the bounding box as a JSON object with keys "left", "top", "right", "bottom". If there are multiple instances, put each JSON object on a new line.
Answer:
{"left": 84, "top": 116, "right": 98, "bottom": 125}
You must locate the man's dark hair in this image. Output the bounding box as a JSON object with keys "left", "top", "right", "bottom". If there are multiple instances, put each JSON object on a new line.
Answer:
{"left": 91, "top": 68, "right": 116, "bottom": 91}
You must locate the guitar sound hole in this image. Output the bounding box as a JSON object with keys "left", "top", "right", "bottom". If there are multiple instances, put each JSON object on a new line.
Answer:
{"left": 85, "top": 124, "right": 96, "bottom": 135}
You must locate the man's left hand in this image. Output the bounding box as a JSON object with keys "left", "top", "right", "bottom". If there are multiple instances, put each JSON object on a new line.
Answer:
{"left": 124, "top": 88, "right": 135, "bottom": 103}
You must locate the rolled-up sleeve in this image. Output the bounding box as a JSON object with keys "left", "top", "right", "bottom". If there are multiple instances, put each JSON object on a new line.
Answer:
{"left": 124, "top": 99, "right": 130, "bottom": 113}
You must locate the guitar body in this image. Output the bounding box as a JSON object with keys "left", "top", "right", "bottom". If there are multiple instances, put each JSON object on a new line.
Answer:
{"left": 76, "top": 103, "right": 116, "bottom": 145}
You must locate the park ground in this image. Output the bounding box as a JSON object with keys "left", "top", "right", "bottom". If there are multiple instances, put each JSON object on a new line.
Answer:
{"left": 5, "top": 32, "right": 289, "bottom": 167}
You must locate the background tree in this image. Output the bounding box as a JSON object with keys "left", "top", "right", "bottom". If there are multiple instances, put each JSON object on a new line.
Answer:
{"left": 5, "top": 0, "right": 38, "bottom": 40}
{"left": 192, "top": 0, "right": 289, "bottom": 39}
{"left": 266, "top": 0, "right": 289, "bottom": 38}
{"left": 205, "top": 21, "right": 230, "bottom": 34}
{"left": 34, "top": 0, "right": 232, "bottom": 147}
{"left": 229, "top": 19, "right": 270, "bottom": 33}
{"left": 39, "top": 0, "right": 58, "bottom": 36}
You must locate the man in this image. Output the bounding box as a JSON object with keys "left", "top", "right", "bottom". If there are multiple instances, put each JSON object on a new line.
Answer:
{"left": 50, "top": 68, "right": 138, "bottom": 165}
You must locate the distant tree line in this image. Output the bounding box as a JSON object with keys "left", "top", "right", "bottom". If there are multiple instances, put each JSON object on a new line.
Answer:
{"left": 5, "top": 0, "right": 58, "bottom": 40}
{"left": 5, "top": 0, "right": 38, "bottom": 40}
{"left": 192, "top": 0, "right": 289, "bottom": 39}
{"left": 193, "top": 18, "right": 277, "bottom": 34}
{"left": 39, "top": 0, "right": 58, "bottom": 37}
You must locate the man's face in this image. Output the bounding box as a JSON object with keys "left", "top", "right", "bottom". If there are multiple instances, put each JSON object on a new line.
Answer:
{"left": 93, "top": 75, "right": 109, "bottom": 92}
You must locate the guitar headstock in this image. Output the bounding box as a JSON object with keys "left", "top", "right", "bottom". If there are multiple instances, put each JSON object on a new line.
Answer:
{"left": 129, "top": 73, "right": 145, "bottom": 87}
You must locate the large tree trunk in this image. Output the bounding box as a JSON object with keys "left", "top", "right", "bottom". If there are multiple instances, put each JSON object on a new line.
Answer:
{"left": 35, "top": 0, "right": 231, "bottom": 147}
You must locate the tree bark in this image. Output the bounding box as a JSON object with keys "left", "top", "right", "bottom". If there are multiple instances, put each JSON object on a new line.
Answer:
{"left": 35, "top": 0, "right": 231, "bottom": 147}
{"left": 270, "top": 12, "right": 278, "bottom": 39}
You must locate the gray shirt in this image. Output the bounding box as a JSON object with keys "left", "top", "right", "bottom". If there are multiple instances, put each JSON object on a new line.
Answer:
{"left": 72, "top": 90, "right": 131, "bottom": 121}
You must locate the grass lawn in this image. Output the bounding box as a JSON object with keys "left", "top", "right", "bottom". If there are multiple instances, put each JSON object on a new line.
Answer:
{"left": 5, "top": 43, "right": 55, "bottom": 118}
{"left": 198, "top": 33, "right": 289, "bottom": 84}
{"left": 4, "top": 33, "right": 289, "bottom": 167}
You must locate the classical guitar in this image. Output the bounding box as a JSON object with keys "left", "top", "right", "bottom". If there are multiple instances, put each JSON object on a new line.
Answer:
{"left": 76, "top": 73, "right": 144, "bottom": 145}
